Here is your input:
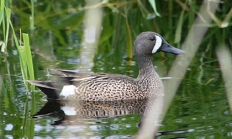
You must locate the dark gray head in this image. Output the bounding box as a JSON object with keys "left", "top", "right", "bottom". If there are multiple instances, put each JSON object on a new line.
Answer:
{"left": 134, "top": 32, "right": 185, "bottom": 56}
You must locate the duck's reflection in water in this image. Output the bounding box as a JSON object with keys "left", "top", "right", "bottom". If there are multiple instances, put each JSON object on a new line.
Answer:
{"left": 32, "top": 99, "right": 187, "bottom": 138}
{"left": 33, "top": 99, "right": 147, "bottom": 124}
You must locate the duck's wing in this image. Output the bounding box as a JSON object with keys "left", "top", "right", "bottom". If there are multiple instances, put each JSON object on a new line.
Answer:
{"left": 50, "top": 69, "right": 133, "bottom": 82}
{"left": 50, "top": 69, "right": 102, "bottom": 82}
{"left": 50, "top": 69, "right": 95, "bottom": 77}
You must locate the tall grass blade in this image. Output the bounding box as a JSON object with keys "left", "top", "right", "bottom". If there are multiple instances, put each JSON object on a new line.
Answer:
{"left": 216, "top": 46, "right": 232, "bottom": 113}
{"left": 148, "top": 0, "right": 160, "bottom": 16}
{"left": 222, "top": 7, "right": 232, "bottom": 27}
{"left": 4, "top": 7, "right": 11, "bottom": 48}
{"left": 0, "top": 0, "right": 4, "bottom": 9}
{"left": 17, "top": 34, "right": 35, "bottom": 139}
{"left": 174, "top": 10, "right": 185, "bottom": 43}
{"left": 22, "top": 34, "right": 35, "bottom": 138}
{"left": 30, "top": 0, "right": 35, "bottom": 30}
{"left": 22, "top": 33, "right": 35, "bottom": 90}
{"left": 0, "top": 1, "right": 5, "bottom": 24}
{"left": 125, "top": 16, "right": 133, "bottom": 59}
{"left": 11, "top": 30, "right": 35, "bottom": 90}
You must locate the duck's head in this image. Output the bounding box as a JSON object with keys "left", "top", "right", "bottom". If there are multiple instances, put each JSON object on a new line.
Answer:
{"left": 134, "top": 32, "right": 185, "bottom": 56}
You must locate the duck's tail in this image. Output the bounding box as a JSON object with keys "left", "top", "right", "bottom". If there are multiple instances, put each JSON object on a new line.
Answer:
{"left": 27, "top": 80, "right": 60, "bottom": 100}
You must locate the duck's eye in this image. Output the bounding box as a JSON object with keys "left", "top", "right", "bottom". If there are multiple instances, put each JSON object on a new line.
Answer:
{"left": 150, "top": 37, "right": 156, "bottom": 41}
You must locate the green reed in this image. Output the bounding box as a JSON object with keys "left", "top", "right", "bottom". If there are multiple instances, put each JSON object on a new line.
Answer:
{"left": 15, "top": 24, "right": 35, "bottom": 139}
{"left": 17, "top": 32, "right": 35, "bottom": 90}
{"left": 30, "top": 0, "right": 35, "bottom": 30}
{"left": 0, "top": 2, "right": 35, "bottom": 89}
{"left": 217, "top": 46, "right": 232, "bottom": 114}
{"left": 17, "top": 8, "right": 36, "bottom": 139}
{"left": 18, "top": 33, "right": 35, "bottom": 139}
{"left": 1, "top": 1, "right": 36, "bottom": 138}
{"left": 0, "top": 6, "right": 10, "bottom": 53}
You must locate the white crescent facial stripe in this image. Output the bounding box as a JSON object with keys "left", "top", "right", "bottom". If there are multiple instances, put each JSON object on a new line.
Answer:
{"left": 152, "top": 35, "right": 162, "bottom": 53}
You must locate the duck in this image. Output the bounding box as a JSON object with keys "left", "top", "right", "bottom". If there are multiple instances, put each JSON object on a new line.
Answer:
{"left": 28, "top": 31, "right": 185, "bottom": 101}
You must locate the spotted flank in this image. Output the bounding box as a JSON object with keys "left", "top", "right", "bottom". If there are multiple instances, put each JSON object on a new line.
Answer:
{"left": 28, "top": 31, "right": 185, "bottom": 101}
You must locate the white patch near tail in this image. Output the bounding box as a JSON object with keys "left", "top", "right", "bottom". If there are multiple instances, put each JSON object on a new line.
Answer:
{"left": 60, "top": 85, "right": 76, "bottom": 98}
{"left": 61, "top": 106, "right": 77, "bottom": 115}
{"left": 152, "top": 35, "right": 162, "bottom": 53}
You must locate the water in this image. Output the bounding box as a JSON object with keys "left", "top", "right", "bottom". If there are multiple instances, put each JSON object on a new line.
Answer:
{"left": 1, "top": 0, "right": 232, "bottom": 139}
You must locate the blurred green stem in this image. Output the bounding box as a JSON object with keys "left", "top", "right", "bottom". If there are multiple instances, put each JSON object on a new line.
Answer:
{"left": 216, "top": 46, "right": 232, "bottom": 113}
{"left": 30, "top": 0, "right": 35, "bottom": 30}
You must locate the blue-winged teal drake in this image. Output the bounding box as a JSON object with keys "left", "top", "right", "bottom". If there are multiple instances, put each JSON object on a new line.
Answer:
{"left": 28, "top": 31, "right": 185, "bottom": 101}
